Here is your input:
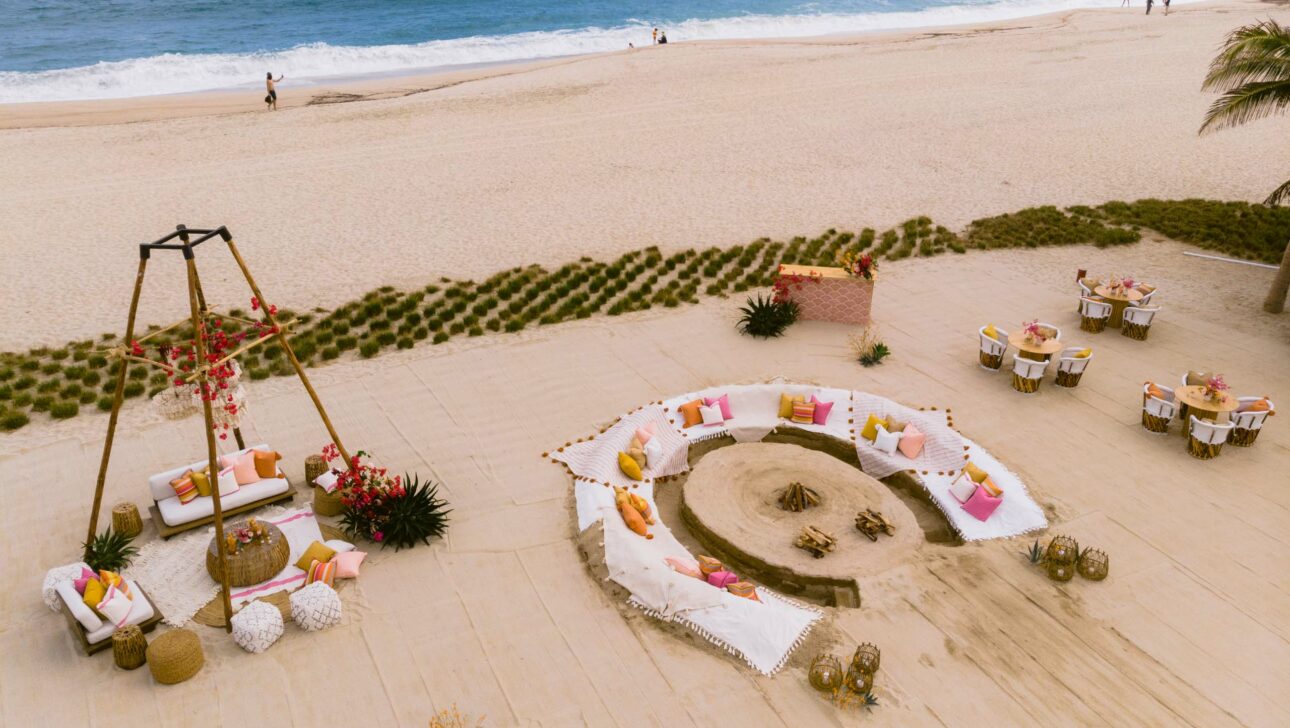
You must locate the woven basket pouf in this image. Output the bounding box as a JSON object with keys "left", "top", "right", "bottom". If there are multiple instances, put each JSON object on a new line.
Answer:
{"left": 290, "top": 582, "right": 342, "bottom": 631}
{"left": 231, "top": 600, "right": 284, "bottom": 654}
{"left": 304, "top": 454, "right": 328, "bottom": 486}
{"left": 147, "top": 629, "right": 204, "bottom": 685}
{"left": 313, "top": 487, "right": 344, "bottom": 517}
{"left": 111, "top": 502, "right": 143, "bottom": 539}
{"left": 112, "top": 625, "right": 148, "bottom": 670}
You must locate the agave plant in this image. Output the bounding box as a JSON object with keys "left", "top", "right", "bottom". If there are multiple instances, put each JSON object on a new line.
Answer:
{"left": 861, "top": 691, "right": 879, "bottom": 710}
{"left": 736, "top": 293, "right": 800, "bottom": 338}
{"left": 859, "top": 342, "right": 891, "bottom": 367}
{"left": 378, "top": 473, "right": 452, "bottom": 551}
{"left": 1026, "top": 540, "right": 1045, "bottom": 565}
{"left": 83, "top": 528, "right": 139, "bottom": 572}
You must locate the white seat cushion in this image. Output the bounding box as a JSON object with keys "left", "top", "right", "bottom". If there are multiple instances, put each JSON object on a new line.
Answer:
{"left": 82, "top": 580, "right": 155, "bottom": 645}
{"left": 157, "top": 476, "right": 291, "bottom": 526}
{"left": 56, "top": 580, "right": 103, "bottom": 632}
{"left": 148, "top": 443, "right": 278, "bottom": 502}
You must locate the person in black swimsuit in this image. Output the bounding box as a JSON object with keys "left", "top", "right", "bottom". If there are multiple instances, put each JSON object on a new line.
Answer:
{"left": 265, "top": 72, "right": 284, "bottom": 110}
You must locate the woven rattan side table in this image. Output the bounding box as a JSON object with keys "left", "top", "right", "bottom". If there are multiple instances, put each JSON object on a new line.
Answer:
{"left": 206, "top": 521, "right": 290, "bottom": 587}
{"left": 147, "top": 629, "right": 204, "bottom": 684}
{"left": 313, "top": 487, "right": 344, "bottom": 517}
{"left": 112, "top": 624, "right": 147, "bottom": 670}
{"left": 111, "top": 502, "right": 143, "bottom": 539}
{"left": 304, "top": 454, "right": 328, "bottom": 486}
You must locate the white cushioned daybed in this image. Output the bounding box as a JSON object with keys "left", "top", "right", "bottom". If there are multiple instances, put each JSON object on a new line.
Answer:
{"left": 53, "top": 565, "right": 161, "bottom": 654}
{"left": 147, "top": 443, "right": 294, "bottom": 538}
{"left": 551, "top": 380, "right": 1047, "bottom": 674}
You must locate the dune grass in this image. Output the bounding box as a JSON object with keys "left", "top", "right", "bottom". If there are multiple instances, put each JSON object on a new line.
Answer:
{"left": 1, "top": 198, "right": 1285, "bottom": 432}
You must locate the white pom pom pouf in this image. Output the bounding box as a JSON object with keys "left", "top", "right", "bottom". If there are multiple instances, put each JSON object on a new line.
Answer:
{"left": 289, "top": 582, "right": 342, "bottom": 631}
{"left": 231, "top": 599, "right": 284, "bottom": 653}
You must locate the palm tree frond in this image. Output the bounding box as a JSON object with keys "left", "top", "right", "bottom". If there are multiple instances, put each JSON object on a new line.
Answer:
{"left": 1266, "top": 178, "right": 1290, "bottom": 207}
{"left": 1200, "top": 80, "right": 1290, "bottom": 133}
{"left": 1203, "top": 19, "right": 1290, "bottom": 90}
{"left": 1202, "top": 57, "right": 1290, "bottom": 91}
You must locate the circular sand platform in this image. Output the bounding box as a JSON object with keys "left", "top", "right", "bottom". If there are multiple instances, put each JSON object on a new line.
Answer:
{"left": 680, "top": 442, "right": 921, "bottom": 607}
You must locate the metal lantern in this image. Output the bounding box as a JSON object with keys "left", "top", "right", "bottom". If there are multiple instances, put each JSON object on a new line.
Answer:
{"left": 1077, "top": 548, "right": 1110, "bottom": 581}
{"left": 1046, "top": 559, "right": 1076, "bottom": 582}
{"left": 852, "top": 643, "right": 881, "bottom": 675}
{"left": 808, "top": 654, "right": 844, "bottom": 694}
{"left": 843, "top": 664, "right": 873, "bottom": 695}
{"left": 1045, "top": 535, "right": 1080, "bottom": 565}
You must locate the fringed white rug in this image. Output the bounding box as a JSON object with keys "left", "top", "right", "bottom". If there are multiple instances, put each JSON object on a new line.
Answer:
{"left": 124, "top": 526, "right": 221, "bottom": 627}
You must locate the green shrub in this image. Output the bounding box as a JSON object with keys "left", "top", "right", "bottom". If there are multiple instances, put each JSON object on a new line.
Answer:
{"left": 376, "top": 331, "right": 397, "bottom": 346}
{"left": 397, "top": 336, "right": 415, "bottom": 349}
{"left": 321, "top": 346, "right": 341, "bottom": 360}
{"left": 41, "top": 362, "right": 61, "bottom": 375}
{"left": 98, "top": 395, "right": 114, "bottom": 411}
{"left": 249, "top": 367, "right": 271, "bottom": 380}
{"left": 123, "top": 382, "right": 145, "bottom": 398}
{"left": 433, "top": 331, "right": 451, "bottom": 344}
{"left": 37, "top": 379, "right": 59, "bottom": 393}
{"left": 79, "top": 390, "right": 97, "bottom": 404}
{"left": 360, "top": 339, "right": 381, "bottom": 358}
{"left": 51, "top": 401, "right": 79, "bottom": 419}
{"left": 50, "top": 348, "right": 69, "bottom": 361}
{"left": 737, "top": 294, "right": 800, "bottom": 338}
{"left": 32, "top": 395, "right": 53, "bottom": 412}
{"left": 19, "top": 359, "right": 39, "bottom": 371}
{"left": 0, "top": 410, "right": 30, "bottom": 431}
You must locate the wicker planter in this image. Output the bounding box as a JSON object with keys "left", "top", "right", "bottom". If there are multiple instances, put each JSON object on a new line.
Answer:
{"left": 305, "top": 455, "right": 328, "bottom": 486}
{"left": 313, "top": 486, "right": 344, "bottom": 517}
{"left": 147, "top": 629, "right": 204, "bottom": 684}
{"left": 112, "top": 625, "right": 148, "bottom": 670}
{"left": 111, "top": 502, "right": 143, "bottom": 539}
{"left": 206, "top": 522, "right": 290, "bottom": 587}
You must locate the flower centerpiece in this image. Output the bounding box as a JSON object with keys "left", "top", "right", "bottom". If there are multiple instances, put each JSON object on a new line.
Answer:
{"left": 1202, "top": 374, "right": 1230, "bottom": 403}
{"left": 319, "top": 445, "right": 451, "bottom": 550}
{"left": 1022, "top": 319, "right": 1048, "bottom": 345}
{"left": 838, "top": 250, "right": 878, "bottom": 281}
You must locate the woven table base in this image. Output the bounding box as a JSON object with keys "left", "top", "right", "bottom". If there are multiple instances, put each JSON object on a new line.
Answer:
{"left": 113, "top": 625, "right": 148, "bottom": 670}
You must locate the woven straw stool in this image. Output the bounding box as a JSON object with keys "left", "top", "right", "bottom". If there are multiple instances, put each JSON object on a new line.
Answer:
{"left": 147, "top": 629, "right": 204, "bottom": 685}
{"left": 304, "top": 454, "right": 328, "bottom": 486}
{"left": 313, "top": 487, "right": 344, "bottom": 517}
{"left": 112, "top": 624, "right": 148, "bottom": 670}
{"left": 111, "top": 502, "right": 143, "bottom": 539}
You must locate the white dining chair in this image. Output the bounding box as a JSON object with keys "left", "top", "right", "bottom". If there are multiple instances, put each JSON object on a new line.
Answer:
{"left": 1141, "top": 383, "right": 1176, "bottom": 434}
{"left": 1079, "top": 298, "right": 1111, "bottom": 334}
{"left": 1011, "top": 354, "right": 1050, "bottom": 394}
{"left": 1121, "top": 306, "right": 1160, "bottom": 341}
{"left": 978, "top": 326, "right": 1009, "bottom": 371}
{"left": 1055, "top": 347, "right": 1092, "bottom": 388}
{"left": 1188, "top": 416, "right": 1234, "bottom": 460}
{"left": 1229, "top": 397, "right": 1275, "bottom": 446}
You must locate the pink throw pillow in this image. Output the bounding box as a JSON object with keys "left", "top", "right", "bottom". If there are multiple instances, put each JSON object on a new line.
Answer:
{"left": 809, "top": 395, "right": 834, "bottom": 425}
{"left": 665, "top": 557, "right": 703, "bottom": 579}
{"left": 221, "top": 452, "right": 261, "bottom": 486}
{"left": 961, "top": 484, "right": 1003, "bottom": 522}
{"left": 330, "top": 550, "right": 367, "bottom": 579}
{"left": 74, "top": 566, "right": 97, "bottom": 594}
{"left": 707, "top": 570, "right": 738, "bottom": 589}
{"left": 898, "top": 423, "right": 926, "bottom": 459}
{"left": 704, "top": 394, "right": 733, "bottom": 421}
{"left": 635, "top": 421, "right": 657, "bottom": 445}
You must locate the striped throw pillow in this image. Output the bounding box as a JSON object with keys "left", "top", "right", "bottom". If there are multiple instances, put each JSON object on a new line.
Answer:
{"left": 169, "top": 471, "right": 198, "bottom": 504}
{"left": 791, "top": 401, "right": 816, "bottom": 424}
{"left": 306, "top": 559, "right": 336, "bottom": 588}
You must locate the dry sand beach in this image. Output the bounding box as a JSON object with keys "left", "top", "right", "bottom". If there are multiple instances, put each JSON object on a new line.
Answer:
{"left": 2, "top": 1, "right": 1289, "bottom": 726}
{"left": 1, "top": 0, "right": 1288, "bottom": 349}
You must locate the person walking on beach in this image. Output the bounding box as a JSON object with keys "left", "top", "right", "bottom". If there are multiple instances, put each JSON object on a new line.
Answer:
{"left": 1163, "top": 0, "right": 1170, "bottom": 14}
{"left": 652, "top": 27, "right": 658, "bottom": 45}
{"left": 1145, "top": 0, "right": 1153, "bottom": 14}
{"left": 265, "top": 72, "right": 283, "bottom": 110}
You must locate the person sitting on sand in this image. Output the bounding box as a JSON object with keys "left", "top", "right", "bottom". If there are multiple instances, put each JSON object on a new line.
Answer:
{"left": 265, "top": 72, "right": 284, "bottom": 110}
{"left": 659, "top": 31, "right": 668, "bottom": 44}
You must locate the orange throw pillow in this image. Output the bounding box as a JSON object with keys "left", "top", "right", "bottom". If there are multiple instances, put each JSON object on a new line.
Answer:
{"left": 1145, "top": 382, "right": 1166, "bottom": 401}
{"left": 614, "top": 488, "right": 652, "bottom": 539}
{"left": 253, "top": 449, "right": 282, "bottom": 479}
{"left": 1246, "top": 398, "right": 1272, "bottom": 412}
{"left": 678, "top": 399, "right": 704, "bottom": 428}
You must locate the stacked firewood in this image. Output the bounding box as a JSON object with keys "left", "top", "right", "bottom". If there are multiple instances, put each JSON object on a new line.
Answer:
{"left": 795, "top": 526, "right": 837, "bottom": 558}
{"left": 854, "top": 509, "right": 895, "bottom": 542}
{"left": 779, "top": 482, "right": 821, "bottom": 512}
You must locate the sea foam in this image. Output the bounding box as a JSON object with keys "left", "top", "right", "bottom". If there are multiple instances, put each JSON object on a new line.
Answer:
{"left": 0, "top": 0, "right": 1160, "bottom": 103}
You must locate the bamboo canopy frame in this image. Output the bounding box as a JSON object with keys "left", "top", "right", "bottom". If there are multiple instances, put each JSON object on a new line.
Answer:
{"left": 85, "top": 225, "right": 354, "bottom": 632}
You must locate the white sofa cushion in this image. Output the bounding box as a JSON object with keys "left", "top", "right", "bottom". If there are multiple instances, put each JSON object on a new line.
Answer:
{"left": 56, "top": 581, "right": 102, "bottom": 632}
{"left": 147, "top": 443, "right": 278, "bottom": 502}
{"left": 156, "top": 475, "right": 291, "bottom": 526}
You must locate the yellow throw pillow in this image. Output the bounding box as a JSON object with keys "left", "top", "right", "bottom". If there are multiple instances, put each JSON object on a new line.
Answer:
{"left": 617, "top": 451, "right": 643, "bottom": 481}
{"left": 294, "top": 541, "right": 338, "bottom": 572}
{"left": 982, "top": 324, "right": 999, "bottom": 341}
{"left": 678, "top": 399, "right": 704, "bottom": 428}
{"left": 981, "top": 476, "right": 1003, "bottom": 497}
{"left": 1074, "top": 348, "right": 1092, "bottom": 359}
{"left": 82, "top": 578, "right": 106, "bottom": 611}
{"left": 885, "top": 417, "right": 907, "bottom": 433}
{"left": 778, "top": 393, "right": 804, "bottom": 419}
{"left": 860, "top": 414, "right": 888, "bottom": 442}
{"left": 964, "top": 461, "right": 988, "bottom": 484}
{"left": 190, "top": 467, "right": 213, "bottom": 497}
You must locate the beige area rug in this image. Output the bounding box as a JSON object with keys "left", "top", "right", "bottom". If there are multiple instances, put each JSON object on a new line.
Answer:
{"left": 192, "top": 523, "right": 348, "bottom": 627}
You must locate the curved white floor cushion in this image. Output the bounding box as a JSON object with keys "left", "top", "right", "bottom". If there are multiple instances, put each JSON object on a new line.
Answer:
{"left": 290, "top": 582, "right": 342, "bottom": 631}
{"left": 232, "top": 599, "right": 285, "bottom": 653}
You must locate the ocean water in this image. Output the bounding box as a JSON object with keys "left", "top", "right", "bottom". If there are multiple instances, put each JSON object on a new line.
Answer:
{"left": 0, "top": 0, "right": 1140, "bottom": 103}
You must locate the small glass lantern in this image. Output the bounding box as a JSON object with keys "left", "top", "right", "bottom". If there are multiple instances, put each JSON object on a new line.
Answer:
{"left": 1077, "top": 549, "right": 1110, "bottom": 581}
{"left": 1046, "top": 559, "right": 1076, "bottom": 582}
{"left": 843, "top": 664, "right": 873, "bottom": 695}
{"left": 1045, "top": 535, "right": 1079, "bottom": 565}
{"left": 852, "top": 643, "right": 881, "bottom": 675}
{"left": 808, "top": 654, "right": 844, "bottom": 694}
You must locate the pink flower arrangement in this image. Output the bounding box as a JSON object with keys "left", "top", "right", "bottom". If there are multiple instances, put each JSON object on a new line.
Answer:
{"left": 320, "top": 446, "right": 408, "bottom": 543}
{"left": 1203, "top": 374, "right": 1229, "bottom": 402}
{"left": 838, "top": 250, "right": 878, "bottom": 281}
{"left": 771, "top": 272, "right": 820, "bottom": 303}
{"left": 1022, "top": 319, "right": 1047, "bottom": 343}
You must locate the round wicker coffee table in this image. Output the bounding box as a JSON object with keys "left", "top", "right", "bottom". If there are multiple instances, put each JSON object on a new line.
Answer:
{"left": 206, "top": 521, "right": 290, "bottom": 587}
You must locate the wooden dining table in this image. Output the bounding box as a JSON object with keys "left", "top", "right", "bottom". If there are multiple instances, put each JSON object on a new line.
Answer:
{"left": 1007, "top": 331, "right": 1063, "bottom": 362}
{"left": 1093, "top": 285, "right": 1143, "bottom": 327}
{"left": 1173, "top": 385, "right": 1240, "bottom": 436}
